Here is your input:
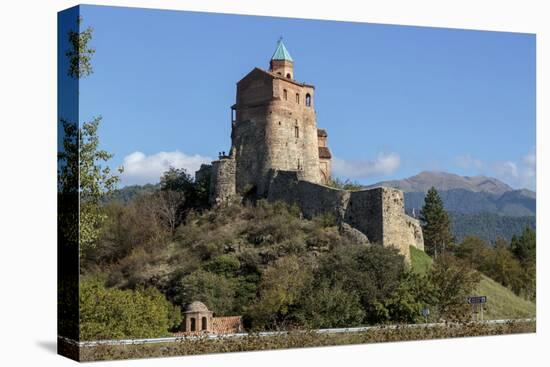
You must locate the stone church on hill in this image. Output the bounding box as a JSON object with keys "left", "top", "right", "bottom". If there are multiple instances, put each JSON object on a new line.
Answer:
{"left": 196, "top": 40, "right": 424, "bottom": 261}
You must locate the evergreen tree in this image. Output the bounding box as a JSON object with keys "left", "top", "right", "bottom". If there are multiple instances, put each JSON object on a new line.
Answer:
{"left": 420, "top": 187, "right": 453, "bottom": 258}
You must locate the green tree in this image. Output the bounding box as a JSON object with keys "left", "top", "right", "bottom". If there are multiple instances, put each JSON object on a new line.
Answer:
{"left": 381, "top": 272, "right": 437, "bottom": 323}
{"left": 326, "top": 177, "right": 362, "bottom": 191}
{"left": 179, "top": 270, "right": 238, "bottom": 316}
{"left": 295, "top": 283, "right": 365, "bottom": 328}
{"left": 510, "top": 227, "right": 536, "bottom": 299}
{"left": 511, "top": 226, "right": 536, "bottom": 264}
{"left": 429, "top": 253, "right": 480, "bottom": 321}
{"left": 246, "top": 256, "right": 313, "bottom": 330}
{"left": 317, "top": 245, "right": 406, "bottom": 324}
{"left": 455, "top": 235, "right": 491, "bottom": 269}
{"left": 481, "top": 239, "right": 523, "bottom": 293}
{"left": 79, "top": 279, "right": 181, "bottom": 340}
{"left": 66, "top": 16, "right": 95, "bottom": 78}
{"left": 420, "top": 187, "right": 453, "bottom": 258}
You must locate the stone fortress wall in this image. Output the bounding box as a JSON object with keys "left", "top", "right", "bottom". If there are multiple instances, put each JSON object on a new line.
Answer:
{"left": 266, "top": 170, "right": 424, "bottom": 260}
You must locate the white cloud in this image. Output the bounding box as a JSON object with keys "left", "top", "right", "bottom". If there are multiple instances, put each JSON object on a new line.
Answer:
{"left": 121, "top": 151, "right": 212, "bottom": 186}
{"left": 493, "top": 161, "right": 519, "bottom": 179}
{"left": 332, "top": 152, "right": 401, "bottom": 179}
{"left": 456, "top": 154, "right": 484, "bottom": 170}
{"left": 455, "top": 148, "right": 536, "bottom": 190}
{"left": 523, "top": 151, "right": 536, "bottom": 167}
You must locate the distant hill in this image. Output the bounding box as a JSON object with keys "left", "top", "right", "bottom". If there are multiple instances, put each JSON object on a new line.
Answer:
{"left": 105, "top": 183, "right": 160, "bottom": 204}
{"left": 367, "top": 171, "right": 535, "bottom": 217}
{"left": 450, "top": 212, "right": 535, "bottom": 243}
{"left": 367, "top": 171, "right": 535, "bottom": 242}
{"left": 367, "top": 171, "right": 513, "bottom": 195}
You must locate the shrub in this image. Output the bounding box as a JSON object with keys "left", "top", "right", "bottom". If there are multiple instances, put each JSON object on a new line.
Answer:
{"left": 79, "top": 279, "right": 180, "bottom": 340}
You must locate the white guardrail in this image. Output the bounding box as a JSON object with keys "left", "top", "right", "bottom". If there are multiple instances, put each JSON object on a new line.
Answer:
{"left": 60, "top": 318, "right": 535, "bottom": 347}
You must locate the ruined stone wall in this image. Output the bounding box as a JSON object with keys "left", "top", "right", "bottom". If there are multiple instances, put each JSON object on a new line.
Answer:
{"left": 345, "top": 189, "right": 384, "bottom": 245}
{"left": 405, "top": 216, "right": 425, "bottom": 251}
{"left": 209, "top": 157, "right": 236, "bottom": 206}
{"left": 266, "top": 171, "right": 424, "bottom": 260}
{"left": 267, "top": 170, "right": 349, "bottom": 220}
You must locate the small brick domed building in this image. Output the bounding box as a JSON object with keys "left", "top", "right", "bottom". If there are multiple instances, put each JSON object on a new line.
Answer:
{"left": 180, "top": 301, "right": 243, "bottom": 335}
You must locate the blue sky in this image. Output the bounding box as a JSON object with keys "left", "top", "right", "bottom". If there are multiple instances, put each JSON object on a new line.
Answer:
{"left": 65, "top": 5, "right": 536, "bottom": 189}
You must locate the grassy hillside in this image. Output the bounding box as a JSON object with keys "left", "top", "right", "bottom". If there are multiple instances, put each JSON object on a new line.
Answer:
{"left": 409, "top": 246, "right": 535, "bottom": 320}
{"left": 477, "top": 275, "right": 535, "bottom": 320}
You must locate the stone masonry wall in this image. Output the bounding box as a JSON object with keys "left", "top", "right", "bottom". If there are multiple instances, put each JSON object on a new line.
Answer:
{"left": 210, "top": 157, "right": 236, "bottom": 206}
{"left": 266, "top": 171, "right": 424, "bottom": 261}
{"left": 267, "top": 170, "right": 350, "bottom": 220}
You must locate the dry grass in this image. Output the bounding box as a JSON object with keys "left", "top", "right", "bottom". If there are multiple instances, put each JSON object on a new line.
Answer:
{"left": 76, "top": 321, "right": 535, "bottom": 362}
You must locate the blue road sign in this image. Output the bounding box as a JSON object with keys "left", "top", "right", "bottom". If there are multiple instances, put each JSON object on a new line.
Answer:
{"left": 467, "top": 296, "right": 487, "bottom": 304}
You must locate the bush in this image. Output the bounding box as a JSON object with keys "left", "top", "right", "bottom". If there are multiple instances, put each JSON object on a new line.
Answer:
{"left": 80, "top": 279, "right": 181, "bottom": 340}
{"left": 295, "top": 283, "right": 365, "bottom": 328}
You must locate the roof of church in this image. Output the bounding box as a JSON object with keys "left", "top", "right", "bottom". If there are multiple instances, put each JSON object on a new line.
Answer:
{"left": 271, "top": 40, "right": 293, "bottom": 61}
{"left": 238, "top": 67, "right": 314, "bottom": 89}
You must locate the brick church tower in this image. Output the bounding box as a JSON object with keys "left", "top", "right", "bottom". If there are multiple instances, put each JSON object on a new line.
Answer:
{"left": 227, "top": 39, "right": 332, "bottom": 197}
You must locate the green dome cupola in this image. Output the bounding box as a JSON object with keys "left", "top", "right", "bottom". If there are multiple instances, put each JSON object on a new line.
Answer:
{"left": 269, "top": 38, "right": 294, "bottom": 79}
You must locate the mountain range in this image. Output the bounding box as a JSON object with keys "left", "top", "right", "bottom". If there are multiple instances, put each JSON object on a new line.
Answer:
{"left": 367, "top": 171, "right": 536, "bottom": 243}
{"left": 367, "top": 171, "right": 536, "bottom": 217}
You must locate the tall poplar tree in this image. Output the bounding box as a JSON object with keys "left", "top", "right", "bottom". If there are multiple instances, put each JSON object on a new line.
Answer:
{"left": 420, "top": 187, "right": 453, "bottom": 258}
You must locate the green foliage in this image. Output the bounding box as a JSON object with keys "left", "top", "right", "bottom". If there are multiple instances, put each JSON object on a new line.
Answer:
{"left": 246, "top": 256, "right": 313, "bottom": 330}
{"left": 79, "top": 279, "right": 181, "bottom": 340}
{"left": 316, "top": 245, "right": 406, "bottom": 323}
{"left": 420, "top": 187, "right": 453, "bottom": 258}
{"left": 481, "top": 239, "right": 524, "bottom": 294}
{"left": 160, "top": 167, "right": 210, "bottom": 212}
{"left": 429, "top": 253, "right": 480, "bottom": 321}
{"left": 381, "top": 272, "right": 436, "bottom": 323}
{"left": 454, "top": 235, "right": 491, "bottom": 269}
{"left": 454, "top": 233, "right": 536, "bottom": 300}
{"left": 476, "top": 275, "right": 536, "bottom": 319}
{"left": 511, "top": 226, "right": 536, "bottom": 265}
{"left": 66, "top": 16, "right": 95, "bottom": 78}
{"left": 58, "top": 116, "right": 122, "bottom": 255}
{"left": 203, "top": 254, "right": 241, "bottom": 277}
{"left": 295, "top": 283, "right": 365, "bottom": 328}
{"left": 326, "top": 177, "right": 363, "bottom": 191}
{"left": 179, "top": 270, "right": 239, "bottom": 316}
{"left": 409, "top": 246, "right": 432, "bottom": 275}
{"left": 160, "top": 167, "right": 194, "bottom": 192}
{"left": 449, "top": 212, "right": 535, "bottom": 243}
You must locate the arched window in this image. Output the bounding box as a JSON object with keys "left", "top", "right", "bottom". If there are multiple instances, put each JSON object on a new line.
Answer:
{"left": 283, "top": 89, "right": 287, "bottom": 101}
{"left": 305, "top": 93, "right": 311, "bottom": 107}
{"left": 296, "top": 93, "right": 300, "bottom": 104}
{"left": 286, "top": 73, "right": 291, "bottom": 79}
{"left": 201, "top": 317, "right": 208, "bottom": 331}
{"left": 294, "top": 125, "right": 299, "bottom": 138}
{"left": 190, "top": 318, "right": 196, "bottom": 332}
